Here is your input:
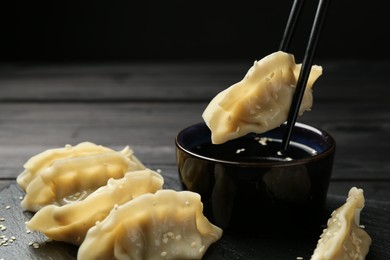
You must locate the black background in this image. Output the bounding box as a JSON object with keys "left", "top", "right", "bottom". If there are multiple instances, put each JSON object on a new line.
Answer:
{"left": 1, "top": 0, "right": 388, "bottom": 63}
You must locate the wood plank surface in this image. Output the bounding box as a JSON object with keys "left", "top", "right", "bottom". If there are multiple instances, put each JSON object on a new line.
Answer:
{"left": 1, "top": 60, "right": 389, "bottom": 102}
{"left": 0, "top": 60, "right": 389, "bottom": 259}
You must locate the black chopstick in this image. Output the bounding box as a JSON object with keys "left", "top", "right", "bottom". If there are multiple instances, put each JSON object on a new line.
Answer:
{"left": 281, "top": 0, "right": 330, "bottom": 152}
{"left": 279, "top": 0, "right": 306, "bottom": 52}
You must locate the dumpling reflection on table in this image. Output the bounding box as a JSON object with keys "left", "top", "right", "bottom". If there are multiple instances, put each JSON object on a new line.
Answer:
{"left": 77, "top": 189, "right": 223, "bottom": 260}
{"left": 310, "top": 187, "right": 372, "bottom": 260}
{"left": 17, "top": 142, "right": 145, "bottom": 212}
{"left": 26, "top": 169, "right": 163, "bottom": 245}
{"left": 202, "top": 51, "right": 323, "bottom": 144}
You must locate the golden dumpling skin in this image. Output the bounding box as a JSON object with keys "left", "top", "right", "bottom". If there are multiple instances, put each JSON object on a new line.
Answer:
{"left": 17, "top": 142, "right": 114, "bottom": 191}
{"left": 19, "top": 143, "right": 145, "bottom": 212}
{"left": 78, "top": 189, "right": 223, "bottom": 260}
{"left": 311, "top": 187, "right": 372, "bottom": 260}
{"left": 202, "top": 51, "right": 322, "bottom": 144}
{"left": 26, "top": 169, "right": 163, "bottom": 245}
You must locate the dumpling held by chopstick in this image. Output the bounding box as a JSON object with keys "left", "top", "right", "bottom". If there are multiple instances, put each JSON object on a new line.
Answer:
{"left": 202, "top": 51, "right": 322, "bottom": 144}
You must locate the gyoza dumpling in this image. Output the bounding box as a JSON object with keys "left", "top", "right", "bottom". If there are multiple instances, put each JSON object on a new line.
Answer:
{"left": 20, "top": 144, "right": 145, "bottom": 212}
{"left": 26, "top": 169, "right": 163, "bottom": 245}
{"left": 310, "top": 187, "right": 372, "bottom": 260}
{"left": 17, "top": 142, "right": 116, "bottom": 191}
{"left": 202, "top": 51, "right": 323, "bottom": 144}
{"left": 77, "top": 189, "right": 223, "bottom": 260}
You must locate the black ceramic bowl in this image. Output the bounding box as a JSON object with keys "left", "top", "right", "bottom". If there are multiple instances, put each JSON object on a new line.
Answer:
{"left": 175, "top": 122, "right": 336, "bottom": 233}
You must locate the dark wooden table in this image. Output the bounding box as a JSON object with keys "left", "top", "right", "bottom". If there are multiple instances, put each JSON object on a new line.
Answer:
{"left": 0, "top": 60, "right": 389, "bottom": 259}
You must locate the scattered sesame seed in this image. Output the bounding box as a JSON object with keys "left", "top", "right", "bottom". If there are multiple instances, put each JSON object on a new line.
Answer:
{"left": 5, "top": 206, "right": 11, "bottom": 210}
{"left": 359, "top": 225, "right": 365, "bottom": 229}
{"left": 160, "top": 251, "right": 167, "bottom": 257}
{"left": 297, "top": 257, "right": 304, "bottom": 260}
{"left": 19, "top": 196, "right": 23, "bottom": 200}
{"left": 0, "top": 218, "right": 4, "bottom": 221}
{"left": 236, "top": 148, "right": 245, "bottom": 154}
{"left": 259, "top": 137, "right": 268, "bottom": 146}
{"left": 156, "top": 169, "right": 162, "bottom": 173}
{"left": 191, "top": 242, "right": 196, "bottom": 248}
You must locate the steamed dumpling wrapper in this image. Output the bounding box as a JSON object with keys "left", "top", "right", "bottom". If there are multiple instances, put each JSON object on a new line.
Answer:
{"left": 26, "top": 169, "right": 163, "bottom": 245}
{"left": 78, "top": 189, "right": 223, "bottom": 260}
{"left": 202, "top": 51, "right": 323, "bottom": 144}
{"left": 17, "top": 142, "right": 115, "bottom": 191}
{"left": 19, "top": 143, "right": 145, "bottom": 212}
{"left": 310, "top": 187, "right": 372, "bottom": 260}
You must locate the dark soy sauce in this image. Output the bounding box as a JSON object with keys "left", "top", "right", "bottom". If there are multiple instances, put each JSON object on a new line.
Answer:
{"left": 193, "top": 135, "right": 317, "bottom": 162}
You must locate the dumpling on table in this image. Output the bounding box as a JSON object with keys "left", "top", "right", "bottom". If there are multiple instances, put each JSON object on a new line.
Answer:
{"left": 77, "top": 189, "right": 223, "bottom": 260}
{"left": 19, "top": 142, "right": 145, "bottom": 212}
{"left": 26, "top": 169, "right": 163, "bottom": 245}
{"left": 17, "top": 142, "right": 115, "bottom": 191}
{"left": 310, "top": 187, "right": 372, "bottom": 260}
{"left": 202, "top": 51, "right": 323, "bottom": 144}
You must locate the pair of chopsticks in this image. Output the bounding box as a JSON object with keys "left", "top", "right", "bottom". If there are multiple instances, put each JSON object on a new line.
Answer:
{"left": 280, "top": 0, "right": 330, "bottom": 152}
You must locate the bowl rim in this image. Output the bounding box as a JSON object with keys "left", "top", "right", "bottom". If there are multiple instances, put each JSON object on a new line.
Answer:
{"left": 175, "top": 122, "right": 336, "bottom": 167}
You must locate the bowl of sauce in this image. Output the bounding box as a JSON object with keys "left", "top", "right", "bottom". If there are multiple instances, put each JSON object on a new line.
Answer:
{"left": 175, "top": 122, "right": 336, "bottom": 233}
